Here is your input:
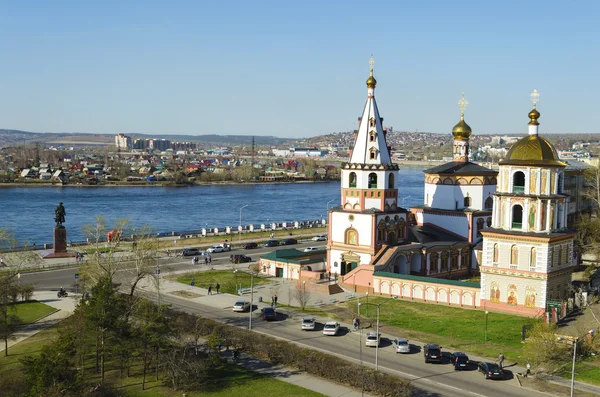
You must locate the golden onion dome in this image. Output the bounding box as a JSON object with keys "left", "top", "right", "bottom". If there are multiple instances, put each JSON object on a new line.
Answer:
{"left": 501, "top": 135, "right": 565, "bottom": 166}
{"left": 452, "top": 118, "right": 472, "bottom": 140}
{"left": 366, "top": 74, "right": 377, "bottom": 88}
{"left": 529, "top": 107, "right": 540, "bottom": 125}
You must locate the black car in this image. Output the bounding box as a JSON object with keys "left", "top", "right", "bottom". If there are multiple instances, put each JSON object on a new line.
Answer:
{"left": 264, "top": 240, "right": 280, "bottom": 247}
{"left": 281, "top": 238, "right": 298, "bottom": 246}
{"left": 243, "top": 242, "right": 258, "bottom": 249}
{"left": 423, "top": 344, "right": 443, "bottom": 363}
{"left": 452, "top": 352, "right": 470, "bottom": 370}
{"left": 478, "top": 362, "right": 504, "bottom": 380}
{"left": 182, "top": 248, "right": 201, "bottom": 256}
{"left": 262, "top": 307, "right": 276, "bottom": 321}
{"left": 230, "top": 254, "right": 252, "bottom": 264}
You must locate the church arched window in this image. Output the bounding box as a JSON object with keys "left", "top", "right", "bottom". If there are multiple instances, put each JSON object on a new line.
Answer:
{"left": 485, "top": 196, "right": 493, "bottom": 209}
{"left": 513, "top": 171, "right": 525, "bottom": 193}
{"left": 464, "top": 196, "right": 471, "bottom": 207}
{"left": 369, "top": 130, "right": 376, "bottom": 142}
{"left": 512, "top": 204, "right": 523, "bottom": 229}
{"left": 388, "top": 173, "right": 394, "bottom": 189}
{"left": 349, "top": 172, "right": 357, "bottom": 188}
{"left": 510, "top": 245, "right": 519, "bottom": 265}
{"left": 368, "top": 173, "right": 377, "bottom": 189}
{"left": 530, "top": 247, "right": 537, "bottom": 269}
{"left": 345, "top": 228, "right": 358, "bottom": 245}
{"left": 477, "top": 218, "right": 484, "bottom": 236}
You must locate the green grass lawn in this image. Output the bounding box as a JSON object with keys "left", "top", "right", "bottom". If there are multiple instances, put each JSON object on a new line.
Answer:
{"left": 566, "top": 362, "right": 600, "bottom": 386}
{"left": 175, "top": 270, "right": 271, "bottom": 295}
{"left": 345, "top": 296, "right": 536, "bottom": 362}
{"left": 11, "top": 301, "right": 57, "bottom": 325}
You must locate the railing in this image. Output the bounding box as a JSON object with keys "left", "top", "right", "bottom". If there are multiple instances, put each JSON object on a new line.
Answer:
{"left": 368, "top": 184, "right": 377, "bottom": 189}
{"left": 513, "top": 186, "right": 525, "bottom": 193}
{"left": 512, "top": 222, "right": 522, "bottom": 229}
{"left": 349, "top": 183, "right": 356, "bottom": 188}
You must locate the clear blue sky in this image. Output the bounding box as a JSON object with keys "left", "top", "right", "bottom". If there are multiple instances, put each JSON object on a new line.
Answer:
{"left": 0, "top": 1, "right": 598, "bottom": 138}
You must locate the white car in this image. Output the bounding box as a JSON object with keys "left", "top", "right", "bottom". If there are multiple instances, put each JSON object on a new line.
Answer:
{"left": 232, "top": 300, "right": 251, "bottom": 312}
{"left": 207, "top": 245, "right": 225, "bottom": 253}
{"left": 393, "top": 338, "right": 410, "bottom": 353}
{"left": 301, "top": 317, "right": 316, "bottom": 331}
{"left": 312, "top": 235, "right": 327, "bottom": 241}
{"left": 323, "top": 321, "right": 340, "bottom": 336}
{"left": 303, "top": 247, "right": 320, "bottom": 252}
{"left": 365, "top": 332, "right": 380, "bottom": 347}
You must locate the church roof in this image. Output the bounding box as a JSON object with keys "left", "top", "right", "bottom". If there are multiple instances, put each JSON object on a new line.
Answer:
{"left": 374, "top": 271, "right": 480, "bottom": 288}
{"left": 408, "top": 224, "right": 466, "bottom": 244}
{"left": 424, "top": 161, "right": 497, "bottom": 176}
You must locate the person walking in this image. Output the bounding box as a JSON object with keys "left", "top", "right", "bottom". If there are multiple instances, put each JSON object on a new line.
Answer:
{"left": 273, "top": 295, "right": 278, "bottom": 307}
{"left": 205, "top": 256, "right": 208, "bottom": 265}
{"left": 271, "top": 296, "right": 275, "bottom": 307}
{"left": 525, "top": 361, "right": 531, "bottom": 377}
{"left": 208, "top": 285, "right": 213, "bottom": 295}
{"left": 353, "top": 317, "right": 358, "bottom": 331}
{"left": 216, "top": 283, "right": 220, "bottom": 294}
{"left": 208, "top": 255, "right": 212, "bottom": 264}
{"left": 498, "top": 353, "right": 505, "bottom": 369}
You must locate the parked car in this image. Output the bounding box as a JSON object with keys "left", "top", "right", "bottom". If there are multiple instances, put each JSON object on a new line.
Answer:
{"left": 303, "top": 247, "right": 320, "bottom": 252}
{"left": 207, "top": 245, "right": 225, "bottom": 253}
{"left": 453, "top": 352, "right": 470, "bottom": 370}
{"left": 423, "top": 344, "right": 443, "bottom": 363}
{"left": 365, "top": 332, "right": 380, "bottom": 347}
{"left": 232, "top": 300, "right": 251, "bottom": 312}
{"left": 182, "top": 248, "right": 201, "bottom": 256}
{"left": 262, "top": 307, "right": 277, "bottom": 321}
{"left": 323, "top": 321, "right": 340, "bottom": 336}
{"left": 264, "top": 240, "right": 280, "bottom": 247}
{"left": 301, "top": 317, "right": 316, "bottom": 331}
{"left": 393, "top": 338, "right": 410, "bottom": 353}
{"left": 478, "top": 362, "right": 504, "bottom": 379}
{"left": 230, "top": 254, "right": 252, "bottom": 264}
{"left": 312, "top": 235, "right": 327, "bottom": 241}
{"left": 281, "top": 238, "right": 298, "bottom": 246}
{"left": 243, "top": 242, "right": 258, "bottom": 249}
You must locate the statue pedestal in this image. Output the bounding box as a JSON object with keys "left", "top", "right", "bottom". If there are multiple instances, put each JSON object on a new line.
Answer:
{"left": 42, "top": 226, "right": 76, "bottom": 259}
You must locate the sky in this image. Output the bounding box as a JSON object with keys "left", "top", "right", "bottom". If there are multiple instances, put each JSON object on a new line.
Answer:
{"left": 0, "top": 1, "right": 598, "bottom": 138}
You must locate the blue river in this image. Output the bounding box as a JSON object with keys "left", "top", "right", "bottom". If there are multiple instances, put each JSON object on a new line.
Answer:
{"left": 0, "top": 168, "right": 425, "bottom": 245}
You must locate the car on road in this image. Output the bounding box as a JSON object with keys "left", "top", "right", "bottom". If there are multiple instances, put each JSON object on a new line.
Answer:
{"left": 262, "top": 307, "right": 277, "bottom": 321}
{"left": 423, "top": 344, "right": 443, "bottom": 363}
{"left": 281, "top": 238, "right": 298, "bottom": 246}
{"left": 365, "top": 332, "right": 380, "bottom": 347}
{"left": 303, "top": 247, "right": 320, "bottom": 252}
{"left": 323, "top": 321, "right": 340, "bottom": 336}
{"left": 393, "top": 338, "right": 410, "bottom": 353}
{"left": 206, "top": 245, "right": 225, "bottom": 253}
{"left": 182, "top": 248, "right": 201, "bottom": 256}
{"left": 232, "top": 300, "right": 251, "bottom": 312}
{"left": 230, "top": 254, "right": 252, "bottom": 264}
{"left": 452, "top": 352, "right": 470, "bottom": 370}
{"left": 243, "top": 242, "right": 258, "bottom": 249}
{"left": 312, "top": 235, "right": 327, "bottom": 241}
{"left": 477, "top": 362, "right": 504, "bottom": 379}
{"left": 301, "top": 317, "right": 316, "bottom": 331}
{"left": 264, "top": 240, "right": 280, "bottom": 247}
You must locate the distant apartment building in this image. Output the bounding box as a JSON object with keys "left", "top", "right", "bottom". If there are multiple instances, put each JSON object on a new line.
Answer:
{"left": 133, "top": 139, "right": 150, "bottom": 150}
{"left": 115, "top": 134, "right": 132, "bottom": 150}
{"left": 149, "top": 139, "right": 171, "bottom": 151}
{"left": 172, "top": 141, "right": 197, "bottom": 151}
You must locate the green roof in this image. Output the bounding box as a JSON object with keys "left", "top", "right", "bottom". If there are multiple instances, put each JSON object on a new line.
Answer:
{"left": 260, "top": 248, "right": 326, "bottom": 265}
{"left": 374, "top": 272, "right": 480, "bottom": 288}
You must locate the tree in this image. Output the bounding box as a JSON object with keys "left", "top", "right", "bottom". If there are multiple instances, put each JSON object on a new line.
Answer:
{"left": 522, "top": 322, "right": 572, "bottom": 374}
{"left": 292, "top": 282, "right": 312, "bottom": 310}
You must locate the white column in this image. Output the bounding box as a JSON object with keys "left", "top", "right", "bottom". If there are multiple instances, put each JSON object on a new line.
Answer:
{"left": 545, "top": 200, "right": 552, "bottom": 231}
{"left": 524, "top": 200, "right": 530, "bottom": 232}
{"left": 536, "top": 199, "right": 542, "bottom": 232}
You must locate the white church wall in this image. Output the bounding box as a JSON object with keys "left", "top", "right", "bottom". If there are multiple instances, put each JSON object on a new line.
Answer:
{"left": 421, "top": 213, "right": 468, "bottom": 239}
{"left": 365, "top": 198, "right": 381, "bottom": 209}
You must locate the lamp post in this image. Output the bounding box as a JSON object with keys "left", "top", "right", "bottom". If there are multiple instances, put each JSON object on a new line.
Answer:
{"left": 239, "top": 204, "right": 248, "bottom": 245}
{"left": 326, "top": 199, "right": 335, "bottom": 219}
{"left": 303, "top": 280, "right": 306, "bottom": 309}
{"left": 485, "top": 310, "right": 489, "bottom": 342}
{"left": 401, "top": 196, "right": 411, "bottom": 208}
{"left": 249, "top": 272, "right": 255, "bottom": 330}
{"left": 155, "top": 266, "right": 161, "bottom": 306}
{"left": 558, "top": 336, "right": 578, "bottom": 397}
{"left": 233, "top": 269, "right": 238, "bottom": 294}
{"left": 365, "top": 292, "right": 369, "bottom": 317}
{"left": 359, "top": 301, "right": 381, "bottom": 371}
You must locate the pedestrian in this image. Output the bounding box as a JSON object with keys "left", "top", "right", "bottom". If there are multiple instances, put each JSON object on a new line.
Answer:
{"left": 208, "top": 254, "right": 212, "bottom": 264}
{"left": 271, "top": 296, "right": 275, "bottom": 307}
{"left": 353, "top": 317, "right": 358, "bottom": 330}
{"left": 498, "top": 353, "right": 505, "bottom": 369}
{"left": 270, "top": 232, "right": 274, "bottom": 239}
{"left": 205, "top": 256, "right": 208, "bottom": 265}
{"left": 525, "top": 361, "right": 531, "bottom": 377}
{"left": 0, "top": 258, "right": 4, "bottom": 267}
{"left": 208, "top": 285, "right": 212, "bottom": 295}
{"left": 216, "top": 283, "right": 220, "bottom": 294}
{"left": 274, "top": 295, "right": 278, "bottom": 306}
{"left": 356, "top": 317, "right": 361, "bottom": 329}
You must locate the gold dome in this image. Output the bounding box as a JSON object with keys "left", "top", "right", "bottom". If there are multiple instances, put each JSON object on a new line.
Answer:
{"left": 452, "top": 118, "right": 472, "bottom": 140}
{"left": 529, "top": 107, "right": 540, "bottom": 125}
{"left": 366, "top": 74, "right": 377, "bottom": 88}
{"left": 501, "top": 135, "right": 565, "bottom": 166}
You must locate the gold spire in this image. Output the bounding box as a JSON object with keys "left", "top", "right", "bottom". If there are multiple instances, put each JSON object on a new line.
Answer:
{"left": 529, "top": 88, "right": 540, "bottom": 125}
{"left": 366, "top": 57, "right": 377, "bottom": 88}
{"left": 458, "top": 92, "right": 468, "bottom": 120}
{"left": 452, "top": 92, "right": 472, "bottom": 140}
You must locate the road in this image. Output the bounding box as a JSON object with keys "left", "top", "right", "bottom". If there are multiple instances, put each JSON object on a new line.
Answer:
{"left": 20, "top": 240, "right": 551, "bottom": 397}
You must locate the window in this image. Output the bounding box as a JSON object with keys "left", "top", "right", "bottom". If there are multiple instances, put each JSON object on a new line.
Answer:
{"left": 512, "top": 205, "right": 523, "bottom": 229}
{"left": 464, "top": 196, "right": 471, "bottom": 207}
{"left": 369, "top": 130, "right": 376, "bottom": 142}
{"left": 368, "top": 173, "right": 377, "bottom": 189}
{"left": 510, "top": 245, "right": 518, "bottom": 265}
{"left": 487, "top": 217, "right": 492, "bottom": 227}
{"left": 388, "top": 173, "right": 394, "bottom": 189}
{"left": 485, "top": 196, "right": 493, "bottom": 209}
{"left": 349, "top": 172, "right": 357, "bottom": 188}
{"left": 477, "top": 218, "right": 485, "bottom": 236}
{"left": 369, "top": 117, "right": 375, "bottom": 128}
{"left": 513, "top": 171, "right": 525, "bottom": 193}
{"left": 370, "top": 151, "right": 376, "bottom": 160}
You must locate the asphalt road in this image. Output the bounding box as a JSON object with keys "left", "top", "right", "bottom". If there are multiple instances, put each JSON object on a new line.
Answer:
{"left": 21, "top": 240, "right": 551, "bottom": 397}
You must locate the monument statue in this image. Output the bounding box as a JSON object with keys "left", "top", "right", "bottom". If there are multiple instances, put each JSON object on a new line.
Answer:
{"left": 55, "top": 202, "right": 66, "bottom": 227}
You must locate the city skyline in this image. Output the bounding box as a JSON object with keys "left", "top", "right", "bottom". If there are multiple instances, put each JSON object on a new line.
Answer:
{"left": 0, "top": 1, "right": 598, "bottom": 138}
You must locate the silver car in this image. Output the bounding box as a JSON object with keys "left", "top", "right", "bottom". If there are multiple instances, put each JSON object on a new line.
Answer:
{"left": 323, "top": 322, "right": 340, "bottom": 336}
{"left": 365, "top": 332, "right": 380, "bottom": 347}
{"left": 301, "top": 317, "right": 316, "bottom": 331}
{"left": 232, "top": 300, "right": 250, "bottom": 312}
{"left": 393, "top": 338, "right": 410, "bottom": 353}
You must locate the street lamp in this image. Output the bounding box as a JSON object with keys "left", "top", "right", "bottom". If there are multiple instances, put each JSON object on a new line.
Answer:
{"left": 401, "top": 196, "right": 411, "bottom": 208}
{"left": 326, "top": 199, "right": 335, "bottom": 219}
{"left": 233, "top": 269, "right": 239, "bottom": 294}
{"left": 359, "top": 301, "right": 381, "bottom": 371}
{"left": 249, "top": 271, "right": 256, "bottom": 330}
{"left": 239, "top": 204, "right": 249, "bottom": 245}
{"left": 365, "top": 292, "right": 369, "bottom": 317}
{"left": 155, "top": 266, "right": 161, "bottom": 306}
{"left": 485, "top": 310, "right": 489, "bottom": 342}
{"left": 558, "top": 336, "right": 578, "bottom": 397}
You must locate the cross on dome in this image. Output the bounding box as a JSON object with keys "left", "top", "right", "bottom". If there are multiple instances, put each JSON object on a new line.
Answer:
{"left": 458, "top": 92, "right": 468, "bottom": 120}
{"left": 531, "top": 89, "right": 540, "bottom": 109}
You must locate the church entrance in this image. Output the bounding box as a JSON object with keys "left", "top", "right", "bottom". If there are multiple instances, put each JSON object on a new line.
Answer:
{"left": 276, "top": 267, "right": 283, "bottom": 278}
{"left": 387, "top": 232, "right": 396, "bottom": 246}
{"left": 340, "top": 252, "right": 360, "bottom": 275}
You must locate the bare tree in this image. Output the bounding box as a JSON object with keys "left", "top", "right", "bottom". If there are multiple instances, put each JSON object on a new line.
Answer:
{"left": 292, "top": 282, "right": 312, "bottom": 310}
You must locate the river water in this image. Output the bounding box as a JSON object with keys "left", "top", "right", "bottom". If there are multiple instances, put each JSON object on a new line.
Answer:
{"left": 0, "top": 168, "right": 425, "bottom": 245}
